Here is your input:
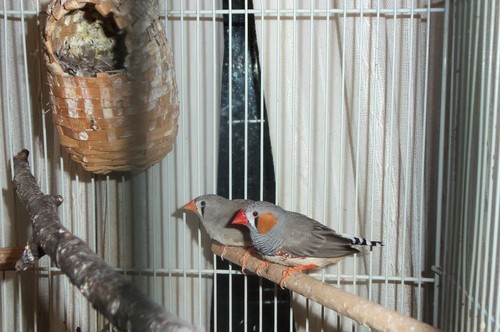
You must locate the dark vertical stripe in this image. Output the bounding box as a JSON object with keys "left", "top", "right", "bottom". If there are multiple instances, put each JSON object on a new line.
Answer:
{"left": 214, "top": 1, "right": 291, "bottom": 331}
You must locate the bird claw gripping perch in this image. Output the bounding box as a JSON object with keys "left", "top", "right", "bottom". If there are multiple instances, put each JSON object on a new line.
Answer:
{"left": 255, "top": 260, "right": 270, "bottom": 275}
{"left": 221, "top": 245, "right": 228, "bottom": 260}
{"left": 279, "top": 264, "right": 319, "bottom": 289}
{"left": 239, "top": 247, "right": 255, "bottom": 273}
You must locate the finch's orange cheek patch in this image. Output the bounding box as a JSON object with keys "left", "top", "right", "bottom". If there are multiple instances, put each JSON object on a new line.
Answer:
{"left": 257, "top": 213, "right": 277, "bottom": 234}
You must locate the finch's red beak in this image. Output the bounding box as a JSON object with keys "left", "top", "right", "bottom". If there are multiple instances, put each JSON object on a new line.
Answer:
{"left": 182, "top": 200, "right": 197, "bottom": 212}
{"left": 232, "top": 209, "right": 248, "bottom": 225}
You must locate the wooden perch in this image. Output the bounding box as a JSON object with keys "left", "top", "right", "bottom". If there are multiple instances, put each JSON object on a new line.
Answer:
{"left": 12, "top": 150, "right": 198, "bottom": 332}
{"left": 0, "top": 247, "right": 24, "bottom": 270}
{"left": 212, "top": 243, "right": 440, "bottom": 332}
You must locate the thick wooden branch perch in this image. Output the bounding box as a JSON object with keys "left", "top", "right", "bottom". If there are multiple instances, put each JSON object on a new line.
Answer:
{"left": 13, "top": 150, "right": 198, "bottom": 332}
{"left": 212, "top": 243, "right": 440, "bottom": 332}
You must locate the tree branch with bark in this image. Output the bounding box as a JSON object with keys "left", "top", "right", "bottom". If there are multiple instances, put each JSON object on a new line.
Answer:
{"left": 12, "top": 149, "right": 198, "bottom": 332}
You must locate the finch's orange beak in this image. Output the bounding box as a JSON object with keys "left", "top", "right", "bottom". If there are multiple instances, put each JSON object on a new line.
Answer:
{"left": 232, "top": 209, "right": 248, "bottom": 225}
{"left": 182, "top": 200, "right": 197, "bottom": 212}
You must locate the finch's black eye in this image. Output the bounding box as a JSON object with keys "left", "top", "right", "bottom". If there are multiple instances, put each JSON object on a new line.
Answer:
{"left": 200, "top": 201, "right": 206, "bottom": 217}
{"left": 252, "top": 211, "right": 258, "bottom": 217}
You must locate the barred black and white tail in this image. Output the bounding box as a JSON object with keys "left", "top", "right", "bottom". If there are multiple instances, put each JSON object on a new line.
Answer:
{"left": 340, "top": 233, "right": 384, "bottom": 247}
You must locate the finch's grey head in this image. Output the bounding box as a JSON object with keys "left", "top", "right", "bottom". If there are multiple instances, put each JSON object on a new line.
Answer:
{"left": 233, "top": 201, "right": 285, "bottom": 235}
{"left": 183, "top": 194, "right": 253, "bottom": 247}
{"left": 182, "top": 194, "right": 228, "bottom": 220}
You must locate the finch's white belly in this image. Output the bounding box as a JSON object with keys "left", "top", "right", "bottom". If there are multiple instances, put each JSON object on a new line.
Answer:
{"left": 264, "top": 255, "right": 345, "bottom": 268}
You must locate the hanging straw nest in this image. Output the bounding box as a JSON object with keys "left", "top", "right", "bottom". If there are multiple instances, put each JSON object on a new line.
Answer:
{"left": 43, "top": 0, "right": 179, "bottom": 174}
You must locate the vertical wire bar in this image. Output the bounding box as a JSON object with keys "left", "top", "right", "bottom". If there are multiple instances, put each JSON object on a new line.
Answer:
{"left": 0, "top": 1, "right": 11, "bottom": 318}
{"left": 289, "top": 291, "right": 293, "bottom": 332}
{"left": 25, "top": 1, "right": 38, "bottom": 330}
{"left": 273, "top": 285, "right": 278, "bottom": 332}
{"left": 398, "top": 0, "right": 415, "bottom": 314}
{"left": 486, "top": 1, "right": 500, "bottom": 323}
{"left": 228, "top": 3, "right": 233, "bottom": 202}
{"left": 305, "top": 1, "right": 314, "bottom": 330}
{"left": 59, "top": 157, "right": 67, "bottom": 331}
{"left": 353, "top": 1, "right": 365, "bottom": 313}
{"left": 384, "top": 0, "right": 398, "bottom": 309}
{"left": 2, "top": 0, "right": 14, "bottom": 178}
{"left": 19, "top": 1, "right": 34, "bottom": 158}
{"left": 416, "top": 0, "right": 432, "bottom": 321}
{"left": 0, "top": 5, "right": 5, "bottom": 329}
{"left": 306, "top": 0, "right": 314, "bottom": 224}
{"left": 91, "top": 176, "right": 97, "bottom": 330}
{"left": 228, "top": 3, "right": 233, "bottom": 330}
{"left": 460, "top": 0, "right": 474, "bottom": 325}
{"left": 83, "top": 167, "right": 89, "bottom": 331}
{"left": 434, "top": 0, "right": 451, "bottom": 326}
{"left": 212, "top": 1, "right": 218, "bottom": 330}
{"left": 76, "top": 174, "right": 82, "bottom": 329}
{"left": 258, "top": 277, "right": 262, "bottom": 332}
{"left": 167, "top": 155, "right": 174, "bottom": 312}
{"left": 320, "top": 0, "right": 332, "bottom": 328}
{"left": 258, "top": 0, "right": 265, "bottom": 202}
{"left": 479, "top": 0, "right": 495, "bottom": 327}
{"left": 0, "top": 0, "right": 7, "bottom": 314}
{"left": 258, "top": 4, "right": 265, "bottom": 332}
{"left": 305, "top": 299, "right": 309, "bottom": 332}
{"left": 0, "top": 4, "right": 8, "bottom": 329}
{"left": 106, "top": 176, "right": 112, "bottom": 330}
{"left": 274, "top": 0, "right": 281, "bottom": 205}
{"left": 289, "top": 2, "right": 297, "bottom": 331}
{"left": 274, "top": 3, "right": 281, "bottom": 329}
{"left": 153, "top": 169, "right": 159, "bottom": 303}
{"left": 458, "top": 2, "right": 476, "bottom": 329}
{"left": 290, "top": 0, "right": 297, "bottom": 209}
{"left": 472, "top": 0, "right": 490, "bottom": 328}
{"left": 450, "top": 1, "right": 464, "bottom": 328}
{"left": 162, "top": 1, "right": 172, "bottom": 316}
{"left": 244, "top": 272, "right": 248, "bottom": 332}
{"left": 338, "top": 0, "right": 347, "bottom": 299}
{"left": 464, "top": 1, "right": 482, "bottom": 329}
{"left": 179, "top": 0, "right": 188, "bottom": 321}
{"left": 492, "top": 155, "right": 500, "bottom": 330}
{"left": 1, "top": 270, "right": 6, "bottom": 332}
{"left": 368, "top": 0, "right": 382, "bottom": 303}
{"left": 120, "top": 176, "right": 126, "bottom": 277}
{"left": 195, "top": 0, "right": 203, "bottom": 327}
{"left": 37, "top": 0, "right": 48, "bottom": 325}
{"left": 479, "top": 0, "right": 498, "bottom": 323}
{"left": 243, "top": 2, "right": 249, "bottom": 330}
{"left": 36, "top": 0, "right": 48, "bottom": 192}
{"left": 212, "top": 99, "right": 219, "bottom": 324}
{"left": 243, "top": 0, "right": 249, "bottom": 201}
{"left": 453, "top": 2, "right": 466, "bottom": 327}
{"left": 17, "top": 271, "right": 23, "bottom": 331}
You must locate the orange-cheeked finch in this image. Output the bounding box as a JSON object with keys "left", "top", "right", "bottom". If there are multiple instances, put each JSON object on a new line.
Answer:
{"left": 232, "top": 201, "right": 383, "bottom": 288}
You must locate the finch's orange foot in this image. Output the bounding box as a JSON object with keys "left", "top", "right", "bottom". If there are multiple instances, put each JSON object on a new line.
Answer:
{"left": 221, "top": 245, "right": 228, "bottom": 260}
{"left": 255, "top": 260, "right": 270, "bottom": 275}
{"left": 239, "top": 247, "right": 255, "bottom": 273}
{"left": 278, "top": 264, "right": 319, "bottom": 289}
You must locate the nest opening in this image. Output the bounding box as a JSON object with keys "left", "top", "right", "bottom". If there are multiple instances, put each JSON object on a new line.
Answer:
{"left": 52, "top": 4, "right": 127, "bottom": 77}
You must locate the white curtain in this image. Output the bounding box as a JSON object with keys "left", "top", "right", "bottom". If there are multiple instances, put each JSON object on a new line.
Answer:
{"left": 254, "top": 0, "right": 443, "bottom": 329}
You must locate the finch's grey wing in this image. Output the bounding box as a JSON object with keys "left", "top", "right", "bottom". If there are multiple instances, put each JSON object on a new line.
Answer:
{"left": 282, "top": 212, "right": 358, "bottom": 258}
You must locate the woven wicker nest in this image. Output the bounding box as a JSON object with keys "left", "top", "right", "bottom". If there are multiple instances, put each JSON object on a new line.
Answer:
{"left": 44, "top": 0, "right": 179, "bottom": 174}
